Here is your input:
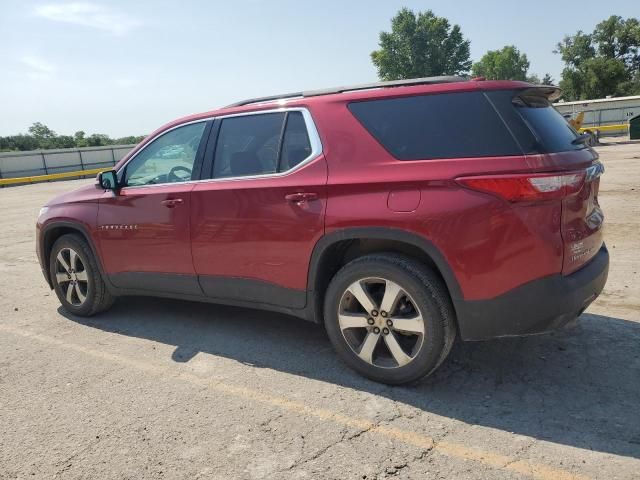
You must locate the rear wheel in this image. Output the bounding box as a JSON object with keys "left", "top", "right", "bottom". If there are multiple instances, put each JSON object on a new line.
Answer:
{"left": 50, "top": 234, "right": 114, "bottom": 316}
{"left": 324, "top": 254, "right": 456, "bottom": 385}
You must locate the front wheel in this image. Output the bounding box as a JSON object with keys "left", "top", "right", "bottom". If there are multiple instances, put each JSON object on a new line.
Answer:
{"left": 324, "top": 254, "right": 456, "bottom": 385}
{"left": 49, "top": 234, "right": 114, "bottom": 316}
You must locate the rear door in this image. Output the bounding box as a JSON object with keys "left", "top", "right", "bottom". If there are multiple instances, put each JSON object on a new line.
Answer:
{"left": 98, "top": 121, "right": 210, "bottom": 295}
{"left": 190, "top": 109, "right": 327, "bottom": 309}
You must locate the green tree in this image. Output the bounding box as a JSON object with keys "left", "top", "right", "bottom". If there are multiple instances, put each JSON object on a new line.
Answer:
{"left": 541, "top": 73, "right": 555, "bottom": 85}
{"left": 27, "top": 122, "right": 57, "bottom": 149}
{"left": 74, "top": 131, "right": 87, "bottom": 147}
{"left": 115, "top": 135, "right": 145, "bottom": 145}
{"left": 0, "top": 134, "right": 39, "bottom": 152}
{"left": 28, "top": 122, "right": 56, "bottom": 140}
{"left": 556, "top": 16, "right": 640, "bottom": 100}
{"left": 52, "top": 135, "right": 76, "bottom": 149}
{"left": 86, "top": 133, "right": 111, "bottom": 147}
{"left": 371, "top": 8, "right": 471, "bottom": 80}
{"left": 526, "top": 74, "right": 541, "bottom": 84}
{"left": 0, "top": 124, "right": 145, "bottom": 152}
{"left": 525, "top": 73, "right": 555, "bottom": 85}
{"left": 471, "top": 45, "right": 530, "bottom": 81}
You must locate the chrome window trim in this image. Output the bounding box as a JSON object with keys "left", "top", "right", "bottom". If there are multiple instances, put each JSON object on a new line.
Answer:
{"left": 117, "top": 107, "right": 322, "bottom": 190}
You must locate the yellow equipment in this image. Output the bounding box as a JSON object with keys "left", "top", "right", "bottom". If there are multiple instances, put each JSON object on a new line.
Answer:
{"left": 568, "top": 111, "right": 585, "bottom": 130}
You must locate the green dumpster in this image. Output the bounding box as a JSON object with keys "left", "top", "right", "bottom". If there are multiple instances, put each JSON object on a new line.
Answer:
{"left": 631, "top": 114, "right": 640, "bottom": 140}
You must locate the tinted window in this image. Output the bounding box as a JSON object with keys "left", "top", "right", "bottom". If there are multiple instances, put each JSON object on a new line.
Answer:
{"left": 484, "top": 90, "right": 538, "bottom": 154}
{"left": 212, "top": 111, "right": 313, "bottom": 178}
{"left": 124, "top": 122, "right": 205, "bottom": 186}
{"left": 214, "top": 113, "right": 285, "bottom": 178}
{"left": 348, "top": 92, "right": 521, "bottom": 160}
{"left": 514, "top": 95, "right": 583, "bottom": 152}
{"left": 280, "top": 112, "right": 312, "bottom": 170}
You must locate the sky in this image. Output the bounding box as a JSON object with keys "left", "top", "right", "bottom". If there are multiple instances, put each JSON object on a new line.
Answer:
{"left": 1, "top": 0, "right": 637, "bottom": 137}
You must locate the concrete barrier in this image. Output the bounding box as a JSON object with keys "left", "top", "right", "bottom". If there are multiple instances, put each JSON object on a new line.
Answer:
{"left": 0, "top": 167, "right": 107, "bottom": 186}
{"left": 0, "top": 144, "right": 135, "bottom": 187}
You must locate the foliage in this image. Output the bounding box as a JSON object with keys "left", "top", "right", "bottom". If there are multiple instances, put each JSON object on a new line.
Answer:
{"left": 371, "top": 8, "right": 471, "bottom": 80}
{"left": 471, "top": 45, "right": 530, "bottom": 81}
{"left": 541, "top": 73, "right": 555, "bottom": 85}
{"left": 555, "top": 16, "right": 640, "bottom": 100}
{"left": 28, "top": 122, "right": 56, "bottom": 141}
{"left": 526, "top": 73, "right": 540, "bottom": 84}
{"left": 0, "top": 123, "right": 145, "bottom": 152}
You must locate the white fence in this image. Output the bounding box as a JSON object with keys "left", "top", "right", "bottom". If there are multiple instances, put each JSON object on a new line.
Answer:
{"left": 555, "top": 95, "right": 640, "bottom": 131}
{"left": 0, "top": 144, "right": 136, "bottom": 181}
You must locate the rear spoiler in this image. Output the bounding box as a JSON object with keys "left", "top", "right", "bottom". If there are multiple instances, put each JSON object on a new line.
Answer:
{"left": 517, "top": 86, "right": 563, "bottom": 103}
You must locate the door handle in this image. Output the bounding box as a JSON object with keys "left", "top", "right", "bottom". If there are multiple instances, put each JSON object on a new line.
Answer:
{"left": 285, "top": 192, "right": 318, "bottom": 204}
{"left": 161, "top": 198, "right": 184, "bottom": 208}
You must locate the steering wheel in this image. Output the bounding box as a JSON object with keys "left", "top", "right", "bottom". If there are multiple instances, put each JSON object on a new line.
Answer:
{"left": 167, "top": 165, "right": 192, "bottom": 183}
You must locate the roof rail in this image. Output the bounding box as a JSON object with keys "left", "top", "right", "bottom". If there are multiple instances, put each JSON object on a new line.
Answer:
{"left": 225, "top": 76, "right": 466, "bottom": 108}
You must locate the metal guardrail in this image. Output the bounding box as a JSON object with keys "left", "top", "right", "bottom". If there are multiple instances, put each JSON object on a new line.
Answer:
{"left": 0, "top": 167, "right": 105, "bottom": 186}
{"left": 0, "top": 144, "right": 135, "bottom": 188}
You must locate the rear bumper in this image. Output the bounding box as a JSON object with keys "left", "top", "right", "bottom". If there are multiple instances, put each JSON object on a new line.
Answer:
{"left": 455, "top": 245, "right": 609, "bottom": 341}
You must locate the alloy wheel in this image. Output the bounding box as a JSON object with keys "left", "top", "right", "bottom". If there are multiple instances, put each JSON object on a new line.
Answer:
{"left": 54, "top": 248, "right": 89, "bottom": 306}
{"left": 338, "top": 277, "right": 425, "bottom": 368}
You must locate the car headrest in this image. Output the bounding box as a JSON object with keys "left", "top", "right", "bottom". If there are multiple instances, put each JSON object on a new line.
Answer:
{"left": 282, "top": 147, "right": 310, "bottom": 170}
{"left": 230, "top": 151, "right": 262, "bottom": 176}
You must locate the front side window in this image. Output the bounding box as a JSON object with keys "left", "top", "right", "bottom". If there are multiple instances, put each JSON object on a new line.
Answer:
{"left": 124, "top": 122, "right": 206, "bottom": 186}
{"left": 213, "top": 111, "right": 313, "bottom": 178}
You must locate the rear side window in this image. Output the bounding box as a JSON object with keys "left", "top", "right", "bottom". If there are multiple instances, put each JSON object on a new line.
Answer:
{"left": 213, "top": 111, "right": 313, "bottom": 178}
{"left": 513, "top": 95, "right": 584, "bottom": 152}
{"left": 214, "top": 113, "right": 284, "bottom": 178}
{"left": 348, "top": 92, "right": 521, "bottom": 160}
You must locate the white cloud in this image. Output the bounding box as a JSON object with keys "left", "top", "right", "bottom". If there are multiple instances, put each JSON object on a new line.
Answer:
{"left": 20, "top": 55, "right": 56, "bottom": 80}
{"left": 34, "top": 2, "right": 141, "bottom": 36}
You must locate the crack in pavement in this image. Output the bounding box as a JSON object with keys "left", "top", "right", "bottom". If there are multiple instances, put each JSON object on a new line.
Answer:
{"left": 280, "top": 410, "right": 423, "bottom": 476}
{"left": 52, "top": 391, "right": 184, "bottom": 477}
{"left": 0, "top": 324, "right": 594, "bottom": 480}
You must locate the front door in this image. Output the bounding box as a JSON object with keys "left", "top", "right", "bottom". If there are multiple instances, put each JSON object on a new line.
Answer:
{"left": 97, "top": 121, "right": 208, "bottom": 295}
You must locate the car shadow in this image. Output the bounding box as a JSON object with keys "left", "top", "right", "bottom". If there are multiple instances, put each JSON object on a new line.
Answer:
{"left": 59, "top": 297, "right": 640, "bottom": 459}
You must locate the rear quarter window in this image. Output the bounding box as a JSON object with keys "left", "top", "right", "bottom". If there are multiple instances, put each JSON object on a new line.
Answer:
{"left": 348, "top": 91, "right": 522, "bottom": 160}
{"left": 485, "top": 89, "right": 585, "bottom": 154}
{"left": 513, "top": 95, "right": 584, "bottom": 152}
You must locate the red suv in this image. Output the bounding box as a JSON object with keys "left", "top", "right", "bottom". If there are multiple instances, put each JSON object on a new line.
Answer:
{"left": 37, "top": 77, "right": 608, "bottom": 384}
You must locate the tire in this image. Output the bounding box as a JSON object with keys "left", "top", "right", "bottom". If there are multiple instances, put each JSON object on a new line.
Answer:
{"left": 584, "top": 130, "right": 595, "bottom": 146}
{"left": 323, "top": 253, "right": 456, "bottom": 385}
{"left": 49, "top": 234, "right": 114, "bottom": 316}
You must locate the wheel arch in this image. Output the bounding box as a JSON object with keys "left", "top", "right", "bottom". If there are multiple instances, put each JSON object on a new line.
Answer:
{"left": 41, "top": 221, "right": 107, "bottom": 289}
{"left": 307, "top": 228, "right": 462, "bottom": 323}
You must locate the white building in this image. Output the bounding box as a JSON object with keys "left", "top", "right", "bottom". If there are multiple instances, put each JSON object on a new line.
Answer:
{"left": 555, "top": 95, "right": 640, "bottom": 130}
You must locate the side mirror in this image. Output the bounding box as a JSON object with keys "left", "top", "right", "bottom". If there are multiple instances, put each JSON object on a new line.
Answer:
{"left": 96, "top": 170, "right": 119, "bottom": 191}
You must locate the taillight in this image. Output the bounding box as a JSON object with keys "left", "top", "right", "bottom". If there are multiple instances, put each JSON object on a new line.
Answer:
{"left": 456, "top": 171, "right": 586, "bottom": 202}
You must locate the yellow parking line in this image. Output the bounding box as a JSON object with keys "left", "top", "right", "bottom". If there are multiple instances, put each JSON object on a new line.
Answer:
{"left": 0, "top": 323, "right": 589, "bottom": 480}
